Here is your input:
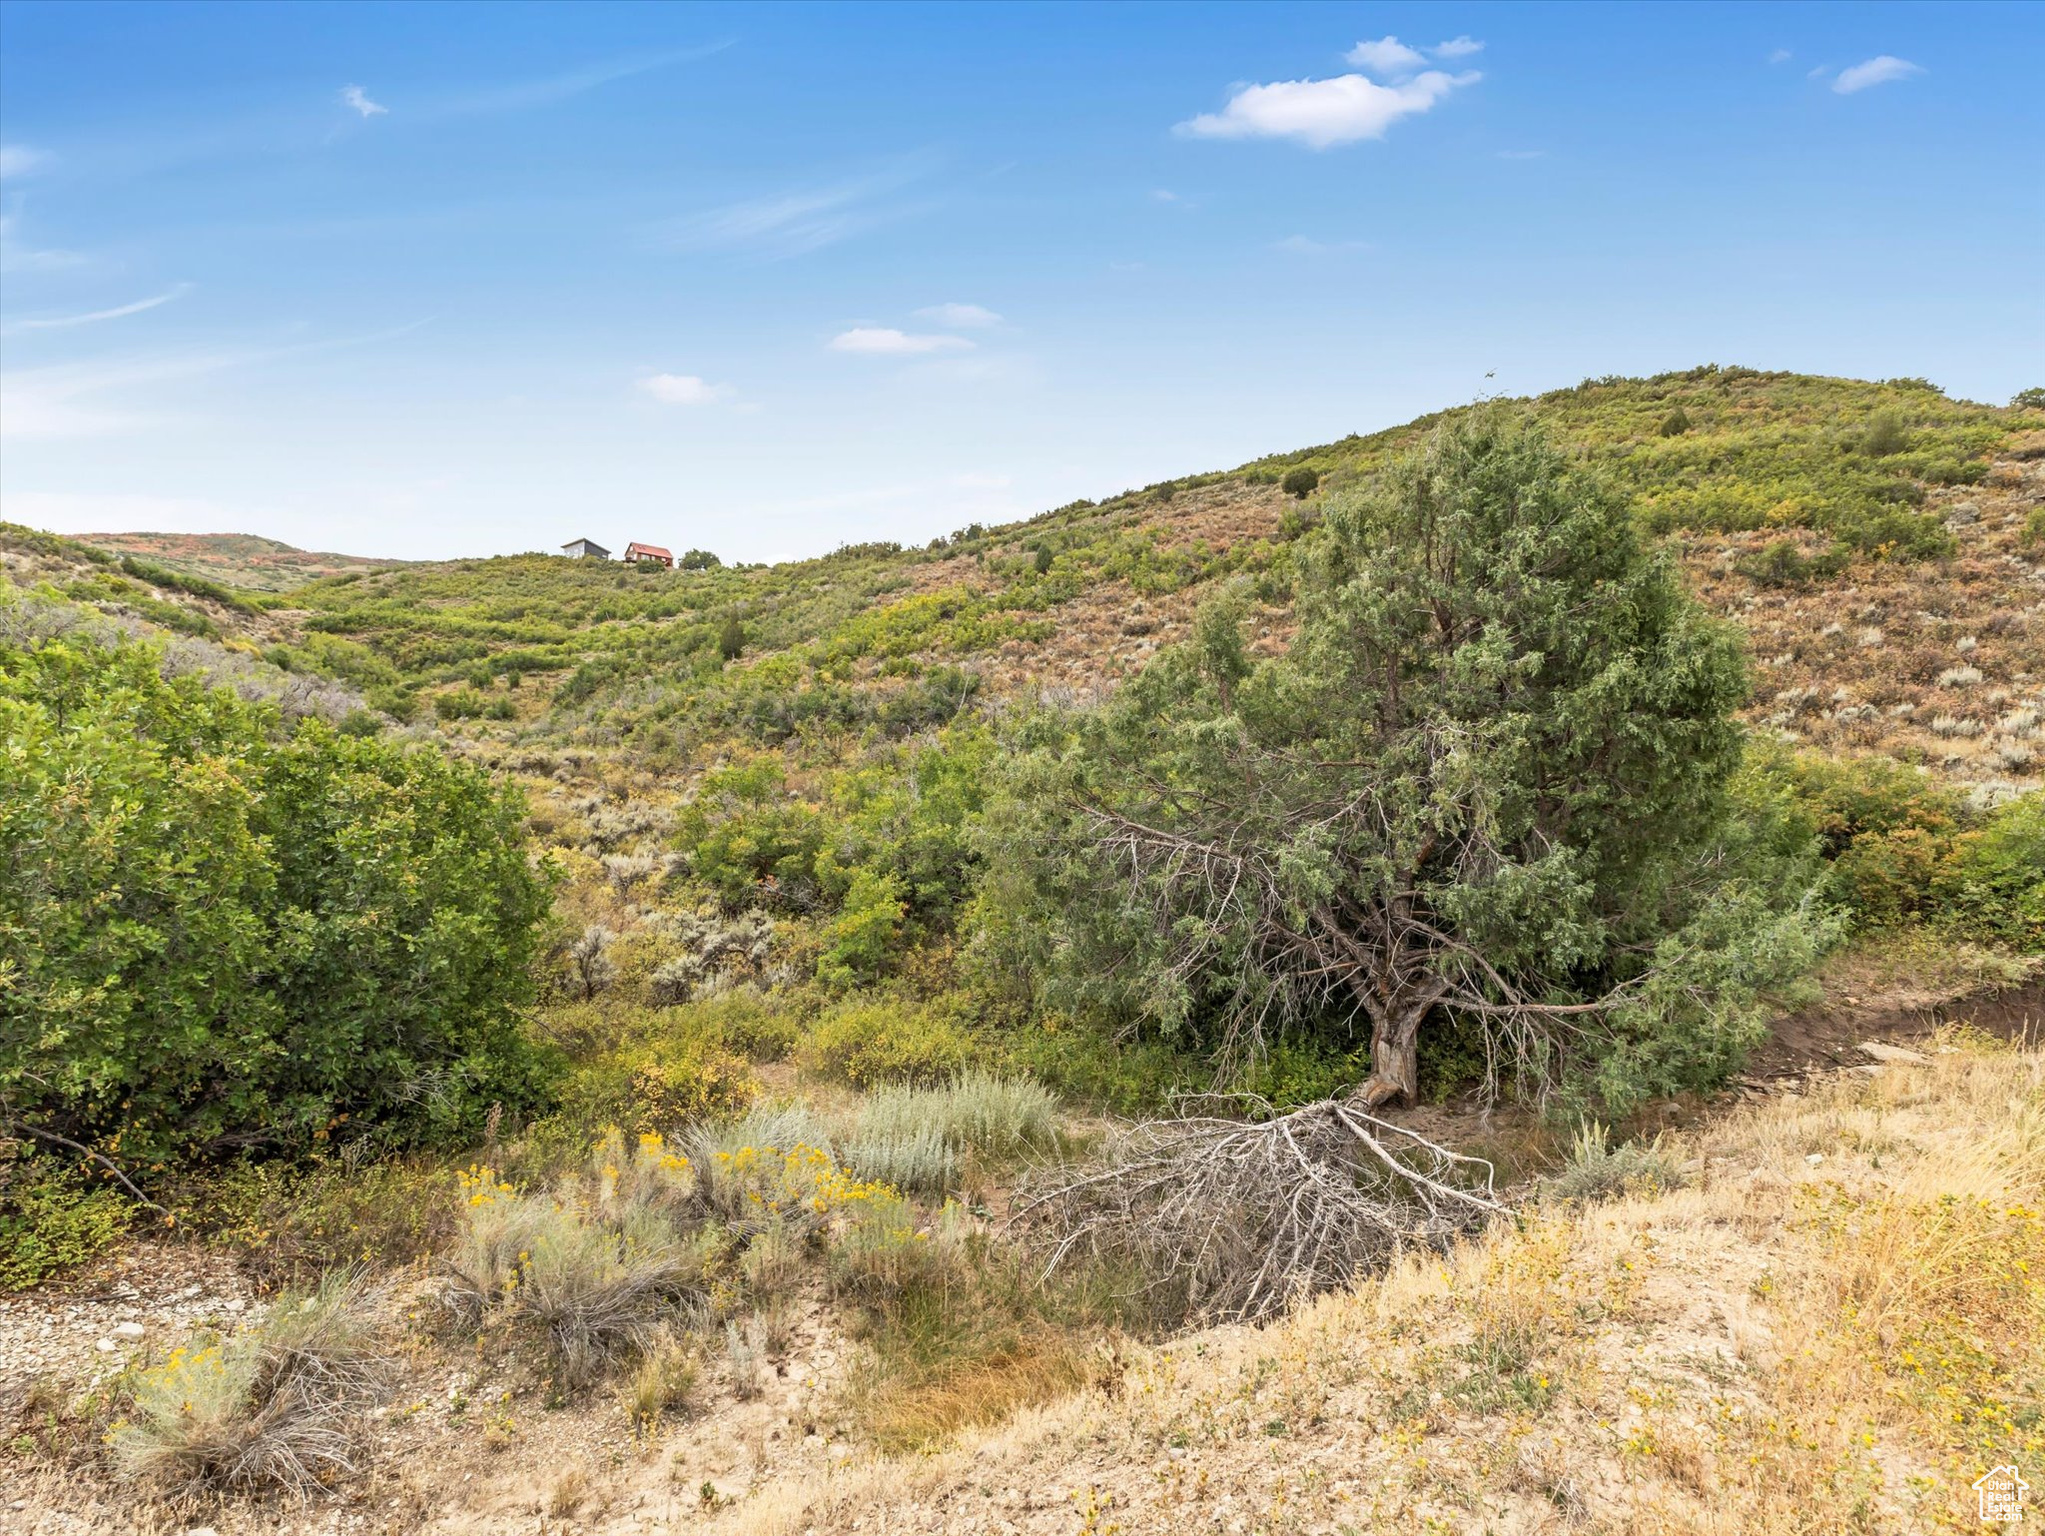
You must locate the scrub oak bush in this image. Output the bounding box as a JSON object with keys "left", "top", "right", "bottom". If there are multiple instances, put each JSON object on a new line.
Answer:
{"left": 797, "top": 999, "right": 976, "bottom": 1087}
{"left": 0, "top": 1155, "right": 131, "bottom": 1290}
{"left": 0, "top": 632, "right": 557, "bottom": 1164}
{"left": 1744, "top": 747, "right": 2045, "bottom": 947}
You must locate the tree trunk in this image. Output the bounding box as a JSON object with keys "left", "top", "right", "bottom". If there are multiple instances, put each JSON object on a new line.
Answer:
{"left": 1353, "top": 988, "right": 1439, "bottom": 1107}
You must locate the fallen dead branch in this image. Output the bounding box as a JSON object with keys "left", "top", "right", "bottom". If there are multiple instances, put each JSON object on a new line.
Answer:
{"left": 1012, "top": 1095, "right": 1502, "bottom": 1323}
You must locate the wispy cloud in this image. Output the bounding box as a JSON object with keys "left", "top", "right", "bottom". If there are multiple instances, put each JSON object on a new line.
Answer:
{"left": 0, "top": 213, "right": 87, "bottom": 274}
{"left": 0, "top": 144, "right": 52, "bottom": 180}
{"left": 340, "top": 85, "right": 387, "bottom": 118}
{"left": 433, "top": 43, "right": 732, "bottom": 118}
{"left": 664, "top": 158, "right": 933, "bottom": 259}
{"left": 828, "top": 327, "right": 973, "bottom": 356}
{"left": 0, "top": 322, "right": 428, "bottom": 441}
{"left": 914, "top": 302, "right": 1001, "bottom": 329}
{"left": 1833, "top": 56, "right": 1924, "bottom": 94}
{"left": 639, "top": 372, "right": 731, "bottom": 405}
{"left": 1768, "top": 48, "right": 1793, "bottom": 65}
{"left": 1273, "top": 235, "right": 1369, "bottom": 256}
{"left": 1433, "top": 36, "right": 1484, "bottom": 60}
{"left": 1179, "top": 69, "right": 1478, "bottom": 149}
{"left": 3, "top": 284, "right": 192, "bottom": 335}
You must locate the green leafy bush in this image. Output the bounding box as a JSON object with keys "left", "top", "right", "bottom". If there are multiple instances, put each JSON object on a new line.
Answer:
{"left": 1944, "top": 794, "right": 2045, "bottom": 951}
{"left": 1735, "top": 539, "right": 1845, "bottom": 587}
{"left": 545, "top": 1003, "right": 760, "bottom": 1136}
{"left": 0, "top": 1156, "right": 132, "bottom": 1290}
{"left": 176, "top": 1156, "right": 457, "bottom": 1285}
{"left": 1280, "top": 467, "right": 1320, "bottom": 499}
{"left": 817, "top": 869, "right": 908, "bottom": 990}
{"left": 797, "top": 999, "right": 976, "bottom": 1087}
{"left": 0, "top": 633, "right": 557, "bottom": 1163}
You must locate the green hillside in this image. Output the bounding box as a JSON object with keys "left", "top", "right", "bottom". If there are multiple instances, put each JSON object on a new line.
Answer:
{"left": 223, "top": 368, "right": 2035, "bottom": 755}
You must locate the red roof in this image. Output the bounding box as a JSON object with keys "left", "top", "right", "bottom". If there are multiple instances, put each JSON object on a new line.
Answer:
{"left": 624, "top": 542, "right": 673, "bottom": 560}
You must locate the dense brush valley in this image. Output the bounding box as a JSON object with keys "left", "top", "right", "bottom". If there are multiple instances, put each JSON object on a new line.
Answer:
{"left": 4, "top": 367, "right": 2044, "bottom": 1535}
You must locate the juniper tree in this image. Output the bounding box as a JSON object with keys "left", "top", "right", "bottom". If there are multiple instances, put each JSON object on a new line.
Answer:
{"left": 988, "top": 411, "right": 1816, "bottom": 1109}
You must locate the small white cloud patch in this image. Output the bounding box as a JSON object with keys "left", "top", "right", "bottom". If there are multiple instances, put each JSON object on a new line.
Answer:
{"left": 828, "top": 327, "right": 972, "bottom": 355}
{"left": 1832, "top": 56, "right": 1924, "bottom": 94}
{"left": 1433, "top": 36, "right": 1484, "bottom": 59}
{"left": 913, "top": 303, "right": 1002, "bottom": 329}
{"left": 1179, "top": 69, "right": 1478, "bottom": 150}
{"left": 1345, "top": 36, "right": 1429, "bottom": 76}
{"left": 340, "top": 85, "right": 388, "bottom": 118}
{"left": 640, "top": 373, "right": 730, "bottom": 405}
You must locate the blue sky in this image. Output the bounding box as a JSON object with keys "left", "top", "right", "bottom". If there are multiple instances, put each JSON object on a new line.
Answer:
{"left": 2, "top": 2, "right": 2038, "bottom": 563}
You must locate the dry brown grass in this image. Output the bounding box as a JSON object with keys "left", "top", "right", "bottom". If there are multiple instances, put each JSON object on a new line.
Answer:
{"left": 707, "top": 1032, "right": 2045, "bottom": 1535}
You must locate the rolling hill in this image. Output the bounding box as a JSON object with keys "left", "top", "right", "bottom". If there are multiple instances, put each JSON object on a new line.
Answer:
{"left": 69, "top": 530, "right": 400, "bottom": 592}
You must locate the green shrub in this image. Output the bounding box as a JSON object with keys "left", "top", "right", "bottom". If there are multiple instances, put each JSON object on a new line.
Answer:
{"left": 434, "top": 685, "right": 513, "bottom": 720}
{"left": 1656, "top": 406, "right": 1691, "bottom": 437}
{"left": 2024, "top": 507, "right": 2045, "bottom": 549}
{"left": 718, "top": 614, "right": 747, "bottom": 661}
{"left": 0, "top": 1156, "right": 132, "bottom": 1290}
{"left": 842, "top": 1071, "right": 1059, "bottom": 1191}
{"left": 797, "top": 999, "right": 976, "bottom": 1087}
{"left": 1543, "top": 1122, "right": 1684, "bottom": 1204}
{"left": 1734, "top": 538, "right": 1845, "bottom": 587}
{"left": 2012, "top": 387, "right": 2045, "bottom": 411}
{"left": 1828, "top": 502, "right": 1955, "bottom": 561}
{"left": 817, "top": 869, "right": 908, "bottom": 990}
{"left": 998, "top": 1018, "right": 1198, "bottom": 1113}
{"left": 1943, "top": 794, "right": 2045, "bottom": 951}
{"left": 691, "top": 987, "right": 806, "bottom": 1061}
{"left": 0, "top": 633, "right": 557, "bottom": 1163}
{"left": 1280, "top": 467, "right": 1320, "bottom": 499}
{"left": 177, "top": 1156, "right": 457, "bottom": 1286}
{"left": 546, "top": 1004, "right": 760, "bottom": 1137}
{"left": 1854, "top": 408, "right": 1912, "bottom": 457}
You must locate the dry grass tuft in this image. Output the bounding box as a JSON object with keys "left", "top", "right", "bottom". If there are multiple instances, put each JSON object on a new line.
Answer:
{"left": 110, "top": 1271, "right": 388, "bottom": 1500}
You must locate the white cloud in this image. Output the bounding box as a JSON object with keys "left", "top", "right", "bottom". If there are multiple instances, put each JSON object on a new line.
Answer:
{"left": 1433, "top": 36, "right": 1485, "bottom": 59}
{"left": 1833, "top": 56, "right": 1924, "bottom": 94}
{"left": 1178, "top": 69, "right": 1478, "bottom": 149}
{"left": 0, "top": 144, "right": 51, "bottom": 179}
{"left": 913, "top": 302, "right": 1002, "bottom": 329}
{"left": 1769, "top": 48, "right": 1793, "bottom": 65}
{"left": 340, "top": 84, "right": 388, "bottom": 118}
{"left": 1346, "top": 36, "right": 1428, "bottom": 75}
{"left": 640, "top": 372, "right": 731, "bottom": 405}
{"left": 827, "top": 327, "right": 973, "bottom": 356}
{"left": 3, "top": 285, "right": 191, "bottom": 335}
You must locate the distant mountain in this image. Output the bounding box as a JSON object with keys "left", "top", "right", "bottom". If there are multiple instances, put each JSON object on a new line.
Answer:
{"left": 73, "top": 531, "right": 400, "bottom": 592}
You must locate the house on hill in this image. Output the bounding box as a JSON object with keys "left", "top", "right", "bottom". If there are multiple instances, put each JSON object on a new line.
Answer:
{"left": 561, "top": 537, "right": 610, "bottom": 560}
{"left": 623, "top": 541, "right": 674, "bottom": 568}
